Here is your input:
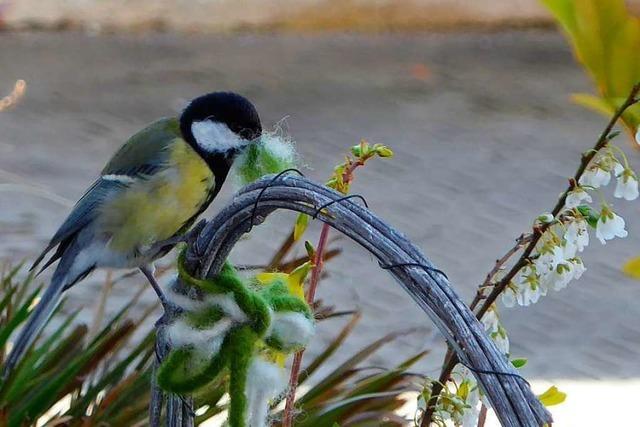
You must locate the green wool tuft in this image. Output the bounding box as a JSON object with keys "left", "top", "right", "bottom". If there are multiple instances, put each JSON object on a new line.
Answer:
{"left": 258, "top": 281, "right": 312, "bottom": 318}
{"left": 157, "top": 345, "right": 229, "bottom": 394}
{"left": 187, "top": 306, "right": 225, "bottom": 329}
{"left": 234, "top": 131, "right": 298, "bottom": 185}
{"left": 159, "top": 252, "right": 315, "bottom": 426}
{"left": 227, "top": 326, "right": 257, "bottom": 427}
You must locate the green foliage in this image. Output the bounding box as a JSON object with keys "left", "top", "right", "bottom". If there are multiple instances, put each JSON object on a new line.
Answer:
{"left": 284, "top": 318, "right": 426, "bottom": 427}
{"left": 542, "top": 0, "right": 640, "bottom": 131}
{"left": 511, "top": 358, "right": 528, "bottom": 369}
{"left": 577, "top": 204, "right": 600, "bottom": 228}
{"left": 0, "top": 262, "right": 425, "bottom": 426}
{"left": 0, "top": 264, "right": 155, "bottom": 427}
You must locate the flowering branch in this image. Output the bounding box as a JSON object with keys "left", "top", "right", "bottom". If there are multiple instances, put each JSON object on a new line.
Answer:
{"left": 421, "top": 82, "right": 640, "bottom": 426}
{"left": 282, "top": 140, "right": 392, "bottom": 427}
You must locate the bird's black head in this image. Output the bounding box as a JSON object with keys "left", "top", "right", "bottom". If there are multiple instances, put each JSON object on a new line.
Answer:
{"left": 179, "top": 92, "right": 262, "bottom": 160}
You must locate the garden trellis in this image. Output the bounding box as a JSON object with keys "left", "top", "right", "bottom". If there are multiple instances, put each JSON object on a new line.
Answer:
{"left": 151, "top": 173, "right": 552, "bottom": 427}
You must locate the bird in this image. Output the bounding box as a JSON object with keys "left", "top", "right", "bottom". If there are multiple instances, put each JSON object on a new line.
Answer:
{"left": 2, "top": 91, "right": 262, "bottom": 377}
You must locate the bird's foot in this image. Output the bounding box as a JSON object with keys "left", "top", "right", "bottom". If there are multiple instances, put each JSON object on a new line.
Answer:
{"left": 139, "top": 264, "right": 180, "bottom": 314}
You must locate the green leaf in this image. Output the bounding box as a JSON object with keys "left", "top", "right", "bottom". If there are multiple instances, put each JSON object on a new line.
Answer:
{"left": 294, "top": 213, "right": 310, "bottom": 241}
{"left": 538, "top": 385, "right": 567, "bottom": 407}
{"left": 577, "top": 204, "right": 599, "bottom": 228}
{"left": 542, "top": 0, "right": 640, "bottom": 132}
{"left": 296, "top": 330, "right": 412, "bottom": 406}
{"left": 511, "top": 358, "right": 528, "bottom": 369}
{"left": 571, "top": 93, "right": 617, "bottom": 117}
{"left": 298, "top": 391, "right": 407, "bottom": 427}
{"left": 0, "top": 286, "right": 40, "bottom": 349}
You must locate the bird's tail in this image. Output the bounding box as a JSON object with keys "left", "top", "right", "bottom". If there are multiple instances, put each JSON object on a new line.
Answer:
{"left": 2, "top": 264, "right": 70, "bottom": 380}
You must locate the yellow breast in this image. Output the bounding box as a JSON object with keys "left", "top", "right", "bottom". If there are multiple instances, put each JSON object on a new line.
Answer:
{"left": 100, "top": 140, "right": 214, "bottom": 253}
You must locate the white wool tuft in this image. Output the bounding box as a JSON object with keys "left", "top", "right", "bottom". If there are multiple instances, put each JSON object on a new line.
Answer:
{"left": 167, "top": 317, "right": 233, "bottom": 356}
{"left": 206, "top": 293, "right": 248, "bottom": 323}
{"left": 260, "top": 132, "right": 296, "bottom": 163}
{"left": 267, "top": 312, "right": 315, "bottom": 350}
{"left": 245, "top": 358, "right": 287, "bottom": 427}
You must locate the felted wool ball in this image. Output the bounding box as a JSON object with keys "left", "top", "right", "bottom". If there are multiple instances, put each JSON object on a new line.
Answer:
{"left": 233, "top": 131, "right": 298, "bottom": 185}
{"left": 266, "top": 311, "right": 315, "bottom": 352}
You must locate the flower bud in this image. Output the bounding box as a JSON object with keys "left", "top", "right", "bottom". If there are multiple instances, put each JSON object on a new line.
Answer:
{"left": 375, "top": 145, "right": 394, "bottom": 158}
{"left": 536, "top": 213, "right": 555, "bottom": 224}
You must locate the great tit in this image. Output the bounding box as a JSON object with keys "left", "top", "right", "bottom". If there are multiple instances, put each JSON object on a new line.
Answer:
{"left": 3, "top": 91, "right": 262, "bottom": 376}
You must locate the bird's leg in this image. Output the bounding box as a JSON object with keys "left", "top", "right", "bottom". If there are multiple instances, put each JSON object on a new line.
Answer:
{"left": 140, "top": 264, "right": 172, "bottom": 311}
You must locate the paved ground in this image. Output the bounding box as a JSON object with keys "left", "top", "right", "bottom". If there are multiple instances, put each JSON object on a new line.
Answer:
{"left": 1, "top": 31, "right": 640, "bottom": 401}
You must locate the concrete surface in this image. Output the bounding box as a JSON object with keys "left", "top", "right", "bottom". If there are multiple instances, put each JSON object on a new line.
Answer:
{"left": 3, "top": 0, "right": 640, "bottom": 33}
{"left": 1, "top": 31, "right": 640, "bottom": 421}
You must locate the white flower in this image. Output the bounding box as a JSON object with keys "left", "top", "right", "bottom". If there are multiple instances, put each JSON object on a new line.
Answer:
{"left": 536, "top": 245, "right": 567, "bottom": 292}
{"left": 614, "top": 166, "right": 639, "bottom": 201}
{"left": 565, "top": 186, "right": 592, "bottom": 209}
{"left": 549, "top": 263, "right": 573, "bottom": 291}
{"left": 510, "top": 267, "right": 542, "bottom": 307}
{"left": 564, "top": 219, "right": 589, "bottom": 255}
{"left": 461, "top": 388, "right": 480, "bottom": 427}
{"left": 501, "top": 288, "right": 517, "bottom": 308}
{"left": 571, "top": 258, "right": 586, "bottom": 280}
{"left": 449, "top": 366, "right": 480, "bottom": 427}
{"left": 492, "top": 328, "right": 510, "bottom": 356}
{"left": 579, "top": 165, "right": 611, "bottom": 188}
{"left": 482, "top": 309, "right": 499, "bottom": 334}
{"left": 596, "top": 207, "right": 628, "bottom": 244}
{"left": 614, "top": 162, "right": 624, "bottom": 177}
{"left": 535, "top": 245, "right": 564, "bottom": 276}
{"left": 520, "top": 282, "right": 543, "bottom": 306}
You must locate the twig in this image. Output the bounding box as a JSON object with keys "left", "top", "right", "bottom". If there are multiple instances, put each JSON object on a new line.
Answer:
{"left": 477, "top": 404, "right": 488, "bottom": 427}
{"left": 474, "top": 234, "right": 530, "bottom": 298}
{"left": 420, "top": 82, "right": 640, "bottom": 426}
{"left": 281, "top": 223, "right": 330, "bottom": 427}
{"left": 0, "top": 80, "right": 26, "bottom": 112}
{"left": 282, "top": 159, "right": 364, "bottom": 427}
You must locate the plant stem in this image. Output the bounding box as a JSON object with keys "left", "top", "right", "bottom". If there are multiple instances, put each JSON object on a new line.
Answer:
{"left": 421, "top": 82, "right": 640, "bottom": 426}
{"left": 282, "top": 223, "right": 330, "bottom": 427}
{"left": 281, "top": 158, "right": 366, "bottom": 426}
{"left": 477, "top": 404, "right": 488, "bottom": 427}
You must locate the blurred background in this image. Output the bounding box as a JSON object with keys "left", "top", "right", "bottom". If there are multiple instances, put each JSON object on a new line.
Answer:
{"left": 2, "top": 1, "right": 640, "bottom": 425}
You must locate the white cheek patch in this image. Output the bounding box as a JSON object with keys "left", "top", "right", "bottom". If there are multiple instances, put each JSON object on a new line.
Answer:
{"left": 191, "top": 120, "right": 246, "bottom": 153}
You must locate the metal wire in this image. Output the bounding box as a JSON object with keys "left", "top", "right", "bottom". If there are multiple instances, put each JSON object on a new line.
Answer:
{"left": 248, "top": 168, "right": 305, "bottom": 231}
{"left": 312, "top": 194, "right": 369, "bottom": 219}
{"left": 379, "top": 261, "right": 449, "bottom": 281}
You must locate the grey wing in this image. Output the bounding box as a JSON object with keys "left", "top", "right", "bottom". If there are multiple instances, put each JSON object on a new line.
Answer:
{"left": 30, "top": 178, "right": 128, "bottom": 273}
{"left": 31, "top": 117, "right": 181, "bottom": 273}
